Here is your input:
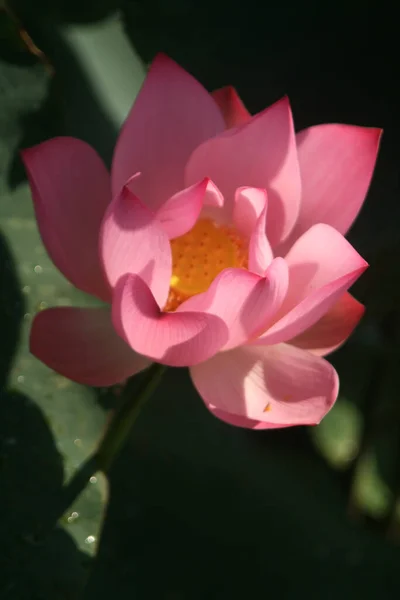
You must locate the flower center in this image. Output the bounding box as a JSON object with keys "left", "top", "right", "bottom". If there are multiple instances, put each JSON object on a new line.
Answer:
{"left": 164, "top": 218, "right": 248, "bottom": 311}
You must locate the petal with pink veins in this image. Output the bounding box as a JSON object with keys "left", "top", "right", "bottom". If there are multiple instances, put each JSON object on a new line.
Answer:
{"left": 100, "top": 185, "right": 171, "bottom": 308}
{"left": 211, "top": 86, "right": 251, "bottom": 129}
{"left": 112, "top": 274, "right": 228, "bottom": 366}
{"left": 251, "top": 224, "right": 368, "bottom": 346}
{"left": 290, "top": 292, "right": 365, "bottom": 356}
{"left": 111, "top": 54, "right": 225, "bottom": 209}
{"left": 30, "top": 307, "right": 151, "bottom": 386}
{"left": 185, "top": 96, "right": 301, "bottom": 247}
{"left": 190, "top": 343, "right": 339, "bottom": 427}
{"left": 22, "top": 137, "right": 111, "bottom": 302}
{"left": 177, "top": 258, "right": 288, "bottom": 350}
{"left": 279, "top": 124, "right": 382, "bottom": 253}
{"left": 156, "top": 178, "right": 209, "bottom": 239}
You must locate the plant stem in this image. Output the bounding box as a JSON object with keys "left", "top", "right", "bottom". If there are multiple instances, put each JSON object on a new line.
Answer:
{"left": 95, "top": 362, "right": 167, "bottom": 472}
{"left": 54, "top": 363, "right": 167, "bottom": 525}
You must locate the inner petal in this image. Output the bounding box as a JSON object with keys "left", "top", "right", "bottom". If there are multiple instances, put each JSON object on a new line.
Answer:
{"left": 164, "top": 218, "right": 247, "bottom": 311}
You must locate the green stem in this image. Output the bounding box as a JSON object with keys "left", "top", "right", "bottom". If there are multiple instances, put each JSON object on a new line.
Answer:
{"left": 52, "top": 363, "right": 166, "bottom": 527}
{"left": 95, "top": 362, "right": 167, "bottom": 472}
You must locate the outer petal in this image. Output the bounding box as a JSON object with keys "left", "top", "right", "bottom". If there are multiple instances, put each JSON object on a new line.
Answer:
{"left": 290, "top": 292, "right": 365, "bottom": 356}
{"left": 100, "top": 185, "right": 171, "bottom": 308}
{"left": 203, "top": 408, "right": 283, "bottom": 430}
{"left": 177, "top": 259, "right": 288, "bottom": 350}
{"left": 112, "top": 274, "right": 228, "bottom": 366}
{"left": 22, "top": 137, "right": 111, "bottom": 302}
{"left": 111, "top": 54, "right": 225, "bottom": 209}
{"left": 211, "top": 86, "right": 251, "bottom": 129}
{"left": 252, "top": 224, "right": 368, "bottom": 346}
{"left": 156, "top": 178, "right": 209, "bottom": 239}
{"left": 190, "top": 343, "right": 339, "bottom": 427}
{"left": 185, "top": 97, "right": 301, "bottom": 247}
{"left": 30, "top": 307, "right": 151, "bottom": 386}
{"left": 281, "top": 124, "right": 382, "bottom": 251}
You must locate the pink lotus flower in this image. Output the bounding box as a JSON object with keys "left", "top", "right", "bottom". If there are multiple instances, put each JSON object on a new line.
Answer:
{"left": 22, "top": 54, "right": 381, "bottom": 429}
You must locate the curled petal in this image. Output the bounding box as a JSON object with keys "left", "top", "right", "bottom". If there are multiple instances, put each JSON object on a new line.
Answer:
{"left": 156, "top": 178, "right": 209, "bottom": 239}
{"left": 233, "top": 186, "right": 268, "bottom": 239}
{"left": 100, "top": 185, "right": 171, "bottom": 308}
{"left": 232, "top": 187, "right": 273, "bottom": 275}
{"left": 195, "top": 180, "right": 228, "bottom": 226}
{"left": 190, "top": 343, "right": 339, "bottom": 427}
{"left": 30, "top": 307, "right": 151, "bottom": 386}
{"left": 178, "top": 258, "right": 288, "bottom": 350}
{"left": 111, "top": 53, "right": 225, "bottom": 209}
{"left": 252, "top": 224, "right": 368, "bottom": 345}
{"left": 112, "top": 274, "right": 228, "bottom": 366}
{"left": 248, "top": 205, "right": 273, "bottom": 275}
{"left": 22, "top": 137, "right": 111, "bottom": 301}
{"left": 203, "top": 179, "right": 224, "bottom": 208}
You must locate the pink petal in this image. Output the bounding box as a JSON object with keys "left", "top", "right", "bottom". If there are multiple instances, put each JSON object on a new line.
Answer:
{"left": 111, "top": 53, "right": 225, "bottom": 210}
{"left": 112, "top": 274, "right": 228, "bottom": 366}
{"left": 177, "top": 258, "right": 288, "bottom": 350}
{"left": 30, "top": 307, "right": 151, "bottom": 386}
{"left": 190, "top": 343, "right": 339, "bottom": 427}
{"left": 203, "top": 179, "right": 224, "bottom": 208}
{"left": 192, "top": 180, "right": 227, "bottom": 227}
{"left": 252, "top": 224, "right": 368, "bottom": 346}
{"left": 211, "top": 86, "right": 251, "bottom": 129}
{"left": 100, "top": 184, "right": 171, "bottom": 308}
{"left": 185, "top": 97, "right": 301, "bottom": 247}
{"left": 204, "top": 408, "right": 283, "bottom": 430}
{"left": 249, "top": 205, "right": 273, "bottom": 275}
{"left": 22, "top": 137, "right": 111, "bottom": 302}
{"left": 156, "top": 178, "right": 209, "bottom": 239}
{"left": 199, "top": 181, "right": 231, "bottom": 225}
{"left": 232, "top": 187, "right": 273, "bottom": 275}
{"left": 290, "top": 292, "right": 365, "bottom": 356}
{"left": 280, "top": 124, "right": 382, "bottom": 252}
{"left": 233, "top": 186, "right": 267, "bottom": 238}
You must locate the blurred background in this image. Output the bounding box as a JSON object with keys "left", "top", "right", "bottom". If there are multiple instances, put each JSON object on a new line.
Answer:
{"left": 1, "top": 0, "right": 400, "bottom": 598}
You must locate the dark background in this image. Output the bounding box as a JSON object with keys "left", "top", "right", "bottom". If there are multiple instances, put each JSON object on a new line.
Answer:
{"left": 1, "top": 1, "right": 400, "bottom": 598}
